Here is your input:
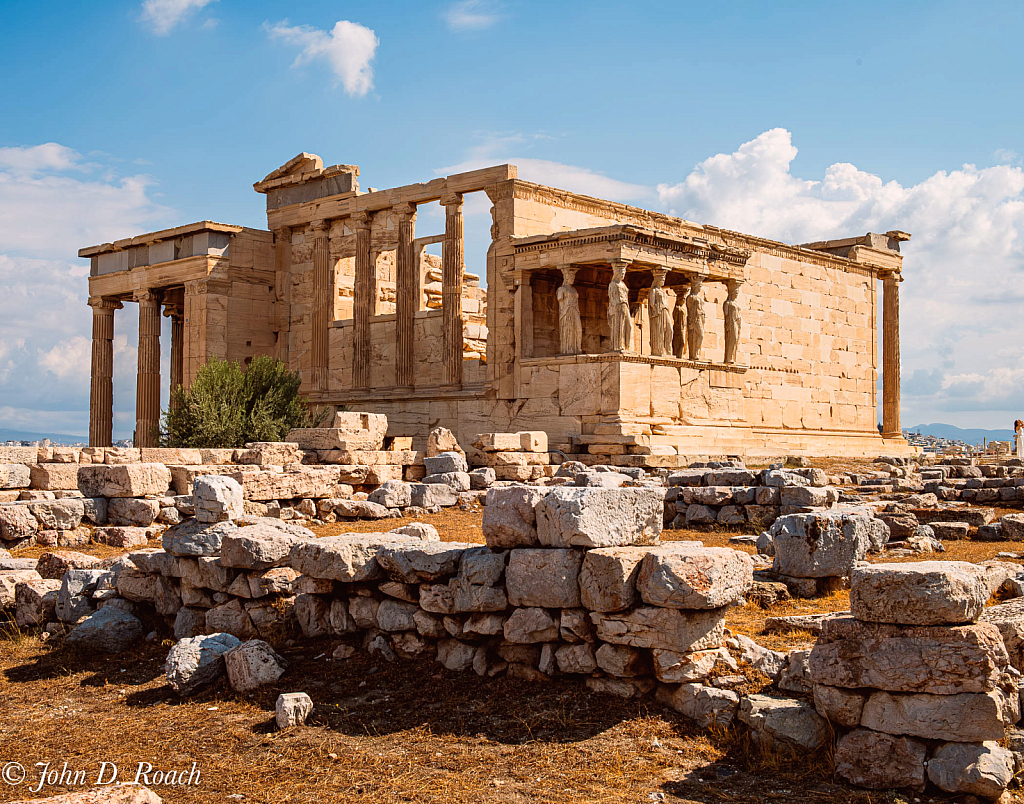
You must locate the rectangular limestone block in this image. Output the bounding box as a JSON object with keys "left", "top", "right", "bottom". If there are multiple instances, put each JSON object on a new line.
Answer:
{"left": 229, "top": 467, "right": 343, "bottom": 501}
{"left": 0, "top": 447, "right": 38, "bottom": 464}
{"left": 77, "top": 464, "right": 172, "bottom": 497}
{"left": 0, "top": 464, "right": 31, "bottom": 490}
{"left": 589, "top": 606, "right": 727, "bottom": 653}
{"left": 140, "top": 448, "right": 204, "bottom": 465}
{"left": 287, "top": 428, "right": 384, "bottom": 451}
{"left": 536, "top": 487, "right": 665, "bottom": 548}
{"left": 859, "top": 689, "right": 1018, "bottom": 742}
{"left": 518, "top": 431, "right": 548, "bottom": 453}
{"left": 809, "top": 616, "right": 1010, "bottom": 695}
{"left": 235, "top": 442, "right": 304, "bottom": 466}
{"left": 29, "top": 463, "right": 80, "bottom": 490}
{"left": 473, "top": 433, "right": 522, "bottom": 452}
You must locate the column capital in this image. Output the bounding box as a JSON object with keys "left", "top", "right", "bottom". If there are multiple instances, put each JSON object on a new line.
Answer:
{"left": 350, "top": 211, "right": 372, "bottom": 229}
{"left": 310, "top": 219, "right": 330, "bottom": 235}
{"left": 440, "top": 192, "right": 464, "bottom": 208}
{"left": 133, "top": 289, "right": 161, "bottom": 304}
{"left": 88, "top": 297, "right": 123, "bottom": 311}
{"left": 162, "top": 303, "right": 184, "bottom": 319}
{"left": 392, "top": 202, "right": 417, "bottom": 218}
{"left": 274, "top": 225, "right": 292, "bottom": 239}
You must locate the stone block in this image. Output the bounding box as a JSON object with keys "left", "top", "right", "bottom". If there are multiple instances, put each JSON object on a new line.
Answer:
{"left": 860, "top": 689, "right": 1018, "bottom": 741}
{"left": 27, "top": 499, "right": 84, "bottom": 530}
{"left": 423, "top": 451, "right": 469, "bottom": 474}
{"left": 927, "top": 741, "right": 1014, "bottom": 799}
{"left": 221, "top": 524, "right": 312, "bottom": 571}
{"left": 652, "top": 647, "right": 737, "bottom": 683}
{"left": 590, "top": 606, "right": 726, "bottom": 653}
{"left": 834, "top": 728, "right": 927, "bottom": 791}
{"left": 518, "top": 431, "right": 548, "bottom": 452}
{"left": 809, "top": 616, "right": 1008, "bottom": 694}
{"left": 482, "top": 486, "right": 550, "bottom": 548}
{"left": 812, "top": 684, "right": 866, "bottom": 727}
{"left": 409, "top": 482, "right": 458, "bottom": 508}
{"left": 165, "top": 632, "right": 242, "bottom": 695}
{"left": 503, "top": 607, "right": 559, "bottom": 643}
{"left": 636, "top": 545, "right": 752, "bottom": 609}
{"left": 235, "top": 442, "right": 304, "bottom": 465}
{"left": 578, "top": 546, "right": 650, "bottom": 612}
{"left": 77, "top": 464, "right": 171, "bottom": 497}
{"left": 535, "top": 487, "right": 664, "bottom": 548}
{"left": 506, "top": 548, "right": 582, "bottom": 608}
{"left": 108, "top": 498, "right": 160, "bottom": 527}
{"left": 290, "top": 532, "right": 418, "bottom": 582}
{"left": 163, "top": 520, "right": 238, "bottom": 557}
{"left": 377, "top": 542, "right": 476, "bottom": 583}
{"left": 738, "top": 694, "right": 830, "bottom": 751}
{"left": 193, "top": 475, "right": 244, "bottom": 523}
{"left": 770, "top": 511, "right": 874, "bottom": 578}
{"left": 657, "top": 683, "right": 740, "bottom": 728}
{"left": 850, "top": 561, "right": 987, "bottom": 625}
{"left": 29, "top": 463, "right": 80, "bottom": 490}
{"left": 276, "top": 692, "right": 313, "bottom": 728}
{"left": 0, "top": 464, "right": 30, "bottom": 489}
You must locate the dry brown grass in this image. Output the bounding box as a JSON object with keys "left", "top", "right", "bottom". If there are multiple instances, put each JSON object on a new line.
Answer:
{"left": 0, "top": 625, "right": 954, "bottom": 804}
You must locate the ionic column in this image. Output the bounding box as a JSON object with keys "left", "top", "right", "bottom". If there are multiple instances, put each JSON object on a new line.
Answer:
{"left": 88, "top": 297, "right": 121, "bottom": 447}
{"left": 394, "top": 203, "right": 418, "bottom": 389}
{"left": 310, "top": 220, "right": 331, "bottom": 393}
{"left": 163, "top": 303, "right": 184, "bottom": 402}
{"left": 441, "top": 193, "right": 465, "bottom": 387}
{"left": 882, "top": 271, "right": 902, "bottom": 437}
{"left": 352, "top": 212, "right": 373, "bottom": 390}
{"left": 273, "top": 226, "right": 292, "bottom": 364}
{"left": 134, "top": 289, "right": 162, "bottom": 448}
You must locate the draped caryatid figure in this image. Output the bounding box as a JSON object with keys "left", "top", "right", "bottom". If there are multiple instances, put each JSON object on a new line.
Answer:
{"left": 607, "top": 262, "right": 632, "bottom": 352}
{"left": 557, "top": 266, "right": 582, "bottom": 355}
{"left": 686, "top": 275, "right": 705, "bottom": 360}
{"left": 648, "top": 268, "right": 673, "bottom": 356}
{"left": 724, "top": 280, "right": 742, "bottom": 364}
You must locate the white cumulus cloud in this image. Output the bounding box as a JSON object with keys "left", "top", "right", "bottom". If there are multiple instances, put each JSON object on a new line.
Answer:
{"left": 140, "top": 0, "right": 217, "bottom": 35}
{"left": 266, "top": 19, "right": 379, "bottom": 97}
{"left": 0, "top": 147, "right": 169, "bottom": 439}
{"left": 444, "top": 0, "right": 502, "bottom": 31}
{"left": 658, "top": 128, "right": 1024, "bottom": 428}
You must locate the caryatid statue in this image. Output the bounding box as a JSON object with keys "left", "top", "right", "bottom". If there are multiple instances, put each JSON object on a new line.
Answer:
{"left": 724, "top": 280, "right": 742, "bottom": 364}
{"left": 648, "top": 268, "right": 674, "bottom": 356}
{"left": 557, "top": 266, "right": 582, "bottom": 355}
{"left": 686, "top": 275, "right": 706, "bottom": 360}
{"left": 672, "top": 286, "right": 687, "bottom": 359}
{"left": 607, "top": 262, "right": 632, "bottom": 352}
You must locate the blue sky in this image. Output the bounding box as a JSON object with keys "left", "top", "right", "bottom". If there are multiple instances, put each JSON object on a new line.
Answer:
{"left": 1, "top": 0, "right": 1023, "bottom": 437}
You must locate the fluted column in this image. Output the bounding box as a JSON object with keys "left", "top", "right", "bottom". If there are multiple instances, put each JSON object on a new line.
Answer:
{"left": 882, "top": 271, "right": 902, "bottom": 437}
{"left": 163, "top": 303, "right": 184, "bottom": 404}
{"left": 310, "top": 220, "right": 331, "bottom": 393}
{"left": 352, "top": 212, "right": 373, "bottom": 390}
{"left": 88, "top": 297, "right": 121, "bottom": 447}
{"left": 441, "top": 193, "right": 464, "bottom": 387}
{"left": 134, "top": 289, "right": 162, "bottom": 447}
{"left": 273, "top": 226, "right": 292, "bottom": 364}
{"left": 394, "top": 203, "right": 418, "bottom": 389}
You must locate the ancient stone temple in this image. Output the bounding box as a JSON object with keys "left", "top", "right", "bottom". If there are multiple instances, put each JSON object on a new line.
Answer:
{"left": 81, "top": 153, "right": 911, "bottom": 459}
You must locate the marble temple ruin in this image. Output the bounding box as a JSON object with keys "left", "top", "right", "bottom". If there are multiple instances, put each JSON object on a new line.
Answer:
{"left": 80, "top": 153, "right": 912, "bottom": 460}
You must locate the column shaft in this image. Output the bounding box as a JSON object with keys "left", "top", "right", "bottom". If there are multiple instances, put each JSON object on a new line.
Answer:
{"left": 310, "top": 221, "right": 331, "bottom": 393}
{"left": 352, "top": 213, "right": 373, "bottom": 390}
{"left": 273, "top": 226, "right": 292, "bottom": 365}
{"left": 88, "top": 298, "right": 119, "bottom": 447}
{"left": 394, "top": 204, "right": 417, "bottom": 389}
{"left": 135, "top": 290, "right": 162, "bottom": 447}
{"left": 882, "top": 273, "right": 901, "bottom": 436}
{"left": 169, "top": 312, "right": 184, "bottom": 399}
{"left": 441, "top": 193, "right": 465, "bottom": 386}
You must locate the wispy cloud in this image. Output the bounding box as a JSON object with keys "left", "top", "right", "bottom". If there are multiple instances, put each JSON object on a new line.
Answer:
{"left": 140, "top": 0, "right": 217, "bottom": 36}
{"left": 265, "top": 19, "right": 379, "bottom": 97}
{"left": 444, "top": 0, "right": 503, "bottom": 31}
{"left": 439, "top": 131, "right": 651, "bottom": 203}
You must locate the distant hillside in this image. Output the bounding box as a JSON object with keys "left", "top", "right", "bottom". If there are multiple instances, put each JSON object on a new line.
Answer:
{"left": 0, "top": 427, "right": 88, "bottom": 445}
{"left": 907, "top": 422, "right": 1015, "bottom": 445}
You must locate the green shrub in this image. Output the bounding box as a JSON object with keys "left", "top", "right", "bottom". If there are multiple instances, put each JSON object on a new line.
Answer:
{"left": 159, "top": 356, "right": 326, "bottom": 448}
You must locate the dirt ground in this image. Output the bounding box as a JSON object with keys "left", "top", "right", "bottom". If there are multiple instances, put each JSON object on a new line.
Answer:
{"left": 3, "top": 466, "right": 1023, "bottom": 803}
